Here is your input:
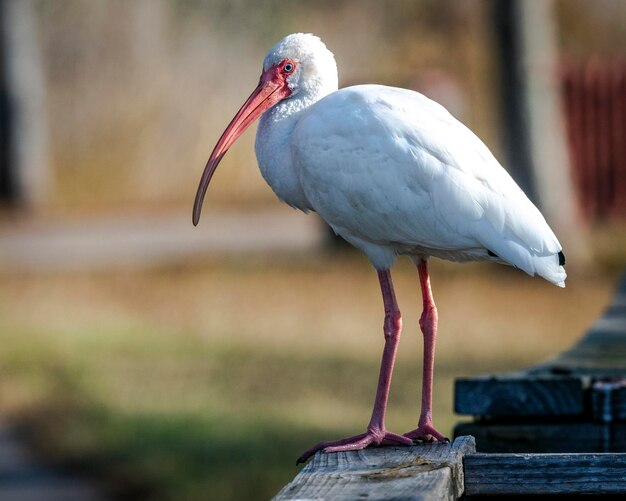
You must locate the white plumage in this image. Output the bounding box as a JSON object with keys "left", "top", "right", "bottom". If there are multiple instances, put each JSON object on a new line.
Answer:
{"left": 193, "top": 33, "right": 566, "bottom": 462}
{"left": 253, "top": 34, "right": 566, "bottom": 286}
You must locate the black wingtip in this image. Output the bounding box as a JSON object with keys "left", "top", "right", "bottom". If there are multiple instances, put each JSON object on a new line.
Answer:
{"left": 558, "top": 251, "right": 566, "bottom": 266}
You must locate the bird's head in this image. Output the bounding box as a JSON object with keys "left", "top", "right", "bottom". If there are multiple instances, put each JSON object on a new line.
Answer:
{"left": 262, "top": 33, "right": 338, "bottom": 101}
{"left": 192, "top": 33, "right": 337, "bottom": 226}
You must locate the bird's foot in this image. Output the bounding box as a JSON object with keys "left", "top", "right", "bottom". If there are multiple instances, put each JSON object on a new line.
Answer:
{"left": 404, "top": 422, "right": 449, "bottom": 443}
{"left": 296, "top": 428, "right": 413, "bottom": 464}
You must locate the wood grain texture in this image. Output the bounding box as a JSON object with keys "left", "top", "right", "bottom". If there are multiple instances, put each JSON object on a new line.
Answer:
{"left": 464, "top": 452, "right": 626, "bottom": 495}
{"left": 454, "top": 374, "right": 583, "bottom": 416}
{"left": 273, "top": 436, "right": 475, "bottom": 501}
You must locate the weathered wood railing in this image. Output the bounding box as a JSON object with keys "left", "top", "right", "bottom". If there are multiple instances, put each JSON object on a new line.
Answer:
{"left": 455, "top": 271, "right": 626, "bottom": 453}
{"left": 274, "top": 272, "right": 626, "bottom": 499}
{"left": 274, "top": 437, "right": 475, "bottom": 500}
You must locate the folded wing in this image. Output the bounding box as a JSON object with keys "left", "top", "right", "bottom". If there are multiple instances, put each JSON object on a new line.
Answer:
{"left": 292, "top": 84, "right": 566, "bottom": 286}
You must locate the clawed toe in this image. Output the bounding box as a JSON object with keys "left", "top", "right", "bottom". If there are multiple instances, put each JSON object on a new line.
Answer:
{"left": 297, "top": 429, "right": 413, "bottom": 464}
{"left": 404, "top": 423, "right": 449, "bottom": 443}
{"left": 296, "top": 433, "right": 367, "bottom": 465}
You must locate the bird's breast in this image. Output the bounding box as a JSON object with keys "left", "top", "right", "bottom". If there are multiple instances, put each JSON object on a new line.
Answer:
{"left": 255, "top": 109, "right": 311, "bottom": 212}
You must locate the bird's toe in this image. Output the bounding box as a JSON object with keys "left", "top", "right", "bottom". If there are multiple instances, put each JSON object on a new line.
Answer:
{"left": 404, "top": 423, "right": 449, "bottom": 443}
{"left": 296, "top": 428, "right": 412, "bottom": 464}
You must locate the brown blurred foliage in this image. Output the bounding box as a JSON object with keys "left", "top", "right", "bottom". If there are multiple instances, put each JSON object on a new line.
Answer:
{"left": 32, "top": 0, "right": 625, "bottom": 215}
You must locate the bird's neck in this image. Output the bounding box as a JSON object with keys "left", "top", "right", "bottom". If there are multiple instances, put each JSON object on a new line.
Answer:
{"left": 264, "top": 78, "right": 337, "bottom": 122}
{"left": 255, "top": 84, "right": 336, "bottom": 210}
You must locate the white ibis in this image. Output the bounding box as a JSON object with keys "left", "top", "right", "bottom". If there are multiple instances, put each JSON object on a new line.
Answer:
{"left": 193, "top": 33, "right": 566, "bottom": 464}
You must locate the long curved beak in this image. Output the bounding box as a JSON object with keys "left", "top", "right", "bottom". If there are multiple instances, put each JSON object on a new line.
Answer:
{"left": 192, "top": 68, "right": 289, "bottom": 226}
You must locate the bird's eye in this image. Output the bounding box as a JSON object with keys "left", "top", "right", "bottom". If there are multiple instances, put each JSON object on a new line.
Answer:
{"left": 283, "top": 63, "right": 295, "bottom": 73}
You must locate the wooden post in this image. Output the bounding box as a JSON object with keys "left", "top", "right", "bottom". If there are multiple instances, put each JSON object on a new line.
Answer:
{"left": 273, "top": 436, "right": 475, "bottom": 501}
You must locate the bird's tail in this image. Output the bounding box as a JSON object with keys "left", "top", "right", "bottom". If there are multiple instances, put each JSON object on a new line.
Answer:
{"left": 486, "top": 235, "right": 567, "bottom": 287}
{"left": 533, "top": 251, "right": 567, "bottom": 288}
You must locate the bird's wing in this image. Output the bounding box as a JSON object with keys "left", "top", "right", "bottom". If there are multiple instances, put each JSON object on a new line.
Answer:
{"left": 291, "top": 85, "right": 565, "bottom": 284}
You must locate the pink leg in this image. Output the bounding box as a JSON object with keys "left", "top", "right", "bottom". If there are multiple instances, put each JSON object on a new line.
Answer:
{"left": 404, "top": 258, "right": 449, "bottom": 442}
{"left": 296, "top": 269, "right": 413, "bottom": 464}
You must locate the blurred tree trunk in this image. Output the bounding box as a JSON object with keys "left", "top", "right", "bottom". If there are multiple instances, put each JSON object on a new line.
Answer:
{"left": 492, "top": 0, "right": 588, "bottom": 262}
{"left": 0, "top": 0, "right": 49, "bottom": 207}
{"left": 492, "top": 0, "right": 536, "bottom": 201}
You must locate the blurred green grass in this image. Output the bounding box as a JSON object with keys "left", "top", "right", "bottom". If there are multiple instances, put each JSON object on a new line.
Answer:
{"left": 0, "top": 256, "right": 618, "bottom": 499}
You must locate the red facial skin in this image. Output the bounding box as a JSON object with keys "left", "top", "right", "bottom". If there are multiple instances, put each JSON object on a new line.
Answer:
{"left": 193, "top": 59, "right": 297, "bottom": 226}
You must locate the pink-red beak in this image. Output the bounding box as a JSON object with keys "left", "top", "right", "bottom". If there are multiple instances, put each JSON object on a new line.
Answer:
{"left": 192, "top": 66, "right": 291, "bottom": 226}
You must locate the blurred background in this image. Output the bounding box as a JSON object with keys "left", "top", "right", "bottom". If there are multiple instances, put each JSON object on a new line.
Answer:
{"left": 0, "top": 0, "right": 624, "bottom": 499}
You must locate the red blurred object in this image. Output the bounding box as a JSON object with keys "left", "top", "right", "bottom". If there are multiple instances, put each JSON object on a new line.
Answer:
{"left": 561, "top": 59, "right": 626, "bottom": 222}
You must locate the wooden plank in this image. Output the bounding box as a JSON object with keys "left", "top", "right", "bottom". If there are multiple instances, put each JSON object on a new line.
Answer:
{"left": 464, "top": 452, "right": 626, "bottom": 496}
{"left": 592, "top": 379, "right": 626, "bottom": 422}
{"left": 455, "top": 421, "right": 626, "bottom": 453}
{"left": 273, "top": 436, "right": 475, "bottom": 501}
{"left": 455, "top": 374, "right": 583, "bottom": 417}
{"left": 455, "top": 272, "right": 626, "bottom": 419}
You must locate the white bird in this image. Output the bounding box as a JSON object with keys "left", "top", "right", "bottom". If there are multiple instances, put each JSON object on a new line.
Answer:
{"left": 193, "top": 33, "right": 566, "bottom": 464}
